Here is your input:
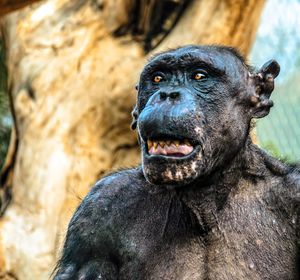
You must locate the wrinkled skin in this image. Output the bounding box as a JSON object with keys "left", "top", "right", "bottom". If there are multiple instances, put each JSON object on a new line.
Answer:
{"left": 54, "top": 46, "right": 299, "bottom": 280}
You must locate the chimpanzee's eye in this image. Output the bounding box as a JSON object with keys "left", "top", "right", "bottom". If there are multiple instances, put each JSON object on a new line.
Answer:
{"left": 152, "top": 75, "right": 163, "bottom": 83}
{"left": 193, "top": 72, "right": 206, "bottom": 80}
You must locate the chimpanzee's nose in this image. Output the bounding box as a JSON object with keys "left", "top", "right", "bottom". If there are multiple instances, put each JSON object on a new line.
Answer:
{"left": 146, "top": 88, "right": 192, "bottom": 106}
{"left": 159, "top": 91, "right": 180, "bottom": 100}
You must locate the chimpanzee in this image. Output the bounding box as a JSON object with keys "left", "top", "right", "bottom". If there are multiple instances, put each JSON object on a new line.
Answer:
{"left": 54, "top": 45, "right": 299, "bottom": 280}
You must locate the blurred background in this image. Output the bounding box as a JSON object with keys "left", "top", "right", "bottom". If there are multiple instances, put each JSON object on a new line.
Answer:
{"left": 0, "top": 0, "right": 299, "bottom": 279}
{"left": 251, "top": 0, "right": 300, "bottom": 161}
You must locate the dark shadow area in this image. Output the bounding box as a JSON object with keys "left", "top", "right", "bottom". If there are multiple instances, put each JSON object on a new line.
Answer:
{"left": 0, "top": 39, "right": 10, "bottom": 171}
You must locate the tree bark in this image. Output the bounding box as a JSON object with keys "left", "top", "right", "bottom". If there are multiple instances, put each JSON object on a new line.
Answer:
{"left": 0, "top": 0, "right": 41, "bottom": 16}
{"left": 0, "top": 0, "right": 265, "bottom": 279}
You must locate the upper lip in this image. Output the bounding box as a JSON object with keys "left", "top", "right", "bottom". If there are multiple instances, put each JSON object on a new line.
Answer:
{"left": 147, "top": 139, "right": 192, "bottom": 149}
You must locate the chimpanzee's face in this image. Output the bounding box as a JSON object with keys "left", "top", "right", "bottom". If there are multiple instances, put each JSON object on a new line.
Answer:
{"left": 134, "top": 45, "right": 278, "bottom": 186}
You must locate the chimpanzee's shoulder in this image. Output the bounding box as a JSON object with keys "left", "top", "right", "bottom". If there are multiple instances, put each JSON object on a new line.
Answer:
{"left": 252, "top": 149, "right": 299, "bottom": 216}
{"left": 86, "top": 166, "right": 149, "bottom": 202}
{"left": 75, "top": 166, "right": 155, "bottom": 218}
{"left": 257, "top": 147, "right": 300, "bottom": 192}
{"left": 272, "top": 160, "right": 300, "bottom": 196}
{"left": 284, "top": 164, "right": 300, "bottom": 199}
{"left": 265, "top": 158, "right": 300, "bottom": 218}
{"left": 69, "top": 166, "right": 149, "bottom": 230}
{"left": 282, "top": 165, "right": 300, "bottom": 219}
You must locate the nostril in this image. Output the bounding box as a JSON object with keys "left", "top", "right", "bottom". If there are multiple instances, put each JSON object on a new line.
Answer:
{"left": 170, "top": 92, "right": 179, "bottom": 99}
{"left": 160, "top": 91, "right": 167, "bottom": 100}
{"left": 158, "top": 91, "right": 180, "bottom": 101}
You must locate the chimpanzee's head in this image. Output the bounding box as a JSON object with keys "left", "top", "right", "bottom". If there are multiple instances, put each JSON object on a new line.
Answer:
{"left": 131, "top": 45, "right": 280, "bottom": 186}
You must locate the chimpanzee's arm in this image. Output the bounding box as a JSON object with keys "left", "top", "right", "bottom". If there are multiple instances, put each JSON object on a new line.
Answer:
{"left": 53, "top": 177, "right": 122, "bottom": 280}
{"left": 54, "top": 260, "right": 118, "bottom": 280}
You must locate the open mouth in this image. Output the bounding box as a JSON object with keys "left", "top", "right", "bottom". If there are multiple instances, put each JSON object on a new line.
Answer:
{"left": 146, "top": 139, "right": 194, "bottom": 157}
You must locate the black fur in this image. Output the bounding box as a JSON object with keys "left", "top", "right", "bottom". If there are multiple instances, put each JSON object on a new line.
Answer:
{"left": 54, "top": 45, "right": 299, "bottom": 280}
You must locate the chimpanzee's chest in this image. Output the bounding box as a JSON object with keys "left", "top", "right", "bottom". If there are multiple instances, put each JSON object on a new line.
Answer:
{"left": 117, "top": 191, "right": 298, "bottom": 280}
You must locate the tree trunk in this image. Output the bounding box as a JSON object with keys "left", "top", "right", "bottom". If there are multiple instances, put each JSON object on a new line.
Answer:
{"left": 0, "top": 0, "right": 265, "bottom": 279}
{"left": 0, "top": 0, "right": 41, "bottom": 16}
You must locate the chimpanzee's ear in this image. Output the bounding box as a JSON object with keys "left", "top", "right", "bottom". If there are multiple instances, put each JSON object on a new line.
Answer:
{"left": 249, "top": 60, "right": 280, "bottom": 118}
{"left": 131, "top": 105, "right": 138, "bottom": 130}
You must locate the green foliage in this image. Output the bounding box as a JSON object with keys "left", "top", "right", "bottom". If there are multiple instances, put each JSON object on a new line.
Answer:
{"left": 0, "top": 40, "right": 11, "bottom": 170}
{"left": 260, "top": 141, "right": 292, "bottom": 163}
{"left": 261, "top": 141, "right": 281, "bottom": 158}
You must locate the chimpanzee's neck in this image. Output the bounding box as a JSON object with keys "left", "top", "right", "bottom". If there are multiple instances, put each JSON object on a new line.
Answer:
{"left": 187, "top": 136, "right": 289, "bottom": 195}
{"left": 186, "top": 137, "right": 271, "bottom": 191}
